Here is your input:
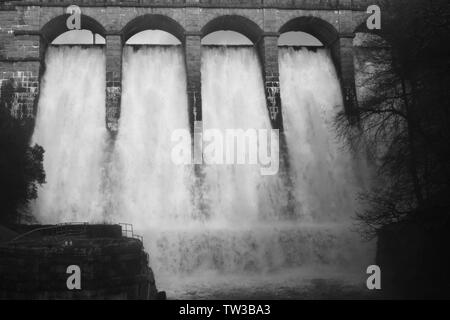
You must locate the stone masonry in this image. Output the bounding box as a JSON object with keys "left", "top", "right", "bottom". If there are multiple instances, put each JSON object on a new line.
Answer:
{"left": 0, "top": 0, "right": 380, "bottom": 129}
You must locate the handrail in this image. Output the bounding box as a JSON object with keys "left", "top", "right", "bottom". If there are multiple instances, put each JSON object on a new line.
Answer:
{"left": 118, "top": 223, "right": 144, "bottom": 243}
{"left": 7, "top": 225, "right": 59, "bottom": 243}
{"left": 7, "top": 222, "right": 89, "bottom": 243}
{"left": 6, "top": 222, "right": 144, "bottom": 244}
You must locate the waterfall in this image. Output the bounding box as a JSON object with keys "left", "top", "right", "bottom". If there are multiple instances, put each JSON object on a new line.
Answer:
{"left": 32, "top": 46, "right": 107, "bottom": 223}
{"left": 110, "top": 46, "right": 193, "bottom": 227}
{"left": 279, "top": 48, "right": 370, "bottom": 223}
{"left": 201, "top": 47, "right": 287, "bottom": 222}
{"left": 140, "top": 47, "right": 372, "bottom": 296}
{"left": 32, "top": 45, "right": 374, "bottom": 298}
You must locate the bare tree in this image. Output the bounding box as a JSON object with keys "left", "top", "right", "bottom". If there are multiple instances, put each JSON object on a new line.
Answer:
{"left": 336, "top": 0, "right": 450, "bottom": 239}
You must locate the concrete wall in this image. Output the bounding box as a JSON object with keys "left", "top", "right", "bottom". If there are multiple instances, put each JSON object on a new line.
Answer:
{"left": 0, "top": 0, "right": 374, "bottom": 129}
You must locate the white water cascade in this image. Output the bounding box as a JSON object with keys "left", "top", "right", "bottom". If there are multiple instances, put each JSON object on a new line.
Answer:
{"left": 140, "top": 47, "right": 372, "bottom": 297}
{"left": 109, "top": 46, "right": 193, "bottom": 227}
{"left": 32, "top": 46, "right": 108, "bottom": 223}
{"left": 201, "top": 47, "right": 286, "bottom": 222}
{"left": 279, "top": 48, "right": 371, "bottom": 223}
{"left": 32, "top": 45, "right": 374, "bottom": 298}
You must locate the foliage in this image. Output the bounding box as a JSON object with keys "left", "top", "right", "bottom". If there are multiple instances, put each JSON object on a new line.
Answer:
{"left": 0, "top": 78, "right": 45, "bottom": 225}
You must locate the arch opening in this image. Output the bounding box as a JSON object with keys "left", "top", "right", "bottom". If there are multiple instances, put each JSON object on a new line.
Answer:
{"left": 279, "top": 17, "right": 338, "bottom": 48}
{"left": 125, "top": 30, "right": 181, "bottom": 45}
{"left": 52, "top": 30, "right": 105, "bottom": 45}
{"left": 201, "top": 15, "right": 263, "bottom": 45}
{"left": 121, "top": 14, "right": 185, "bottom": 45}
{"left": 279, "top": 17, "right": 340, "bottom": 72}
{"left": 201, "top": 31, "right": 252, "bottom": 46}
{"left": 41, "top": 14, "right": 106, "bottom": 45}
{"left": 278, "top": 31, "right": 323, "bottom": 47}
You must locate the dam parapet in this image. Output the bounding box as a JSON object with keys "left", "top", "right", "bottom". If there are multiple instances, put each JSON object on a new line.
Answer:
{"left": 0, "top": 223, "right": 159, "bottom": 300}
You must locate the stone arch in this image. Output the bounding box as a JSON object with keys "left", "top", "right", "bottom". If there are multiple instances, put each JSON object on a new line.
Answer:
{"left": 280, "top": 16, "right": 361, "bottom": 114}
{"left": 279, "top": 16, "right": 340, "bottom": 64}
{"left": 121, "top": 14, "right": 186, "bottom": 45}
{"left": 201, "top": 15, "right": 263, "bottom": 44}
{"left": 40, "top": 14, "right": 106, "bottom": 45}
{"left": 279, "top": 16, "right": 339, "bottom": 48}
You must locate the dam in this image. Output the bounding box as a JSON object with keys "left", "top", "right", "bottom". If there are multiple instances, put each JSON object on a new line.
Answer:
{"left": 0, "top": 0, "right": 380, "bottom": 299}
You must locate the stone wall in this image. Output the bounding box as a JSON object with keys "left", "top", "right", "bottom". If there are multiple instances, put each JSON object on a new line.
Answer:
{"left": 0, "top": 7, "right": 40, "bottom": 119}
{"left": 0, "top": 224, "right": 159, "bottom": 299}
{"left": 0, "top": 67, "right": 39, "bottom": 118}
{"left": 0, "top": 0, "right": 374, "bottom": 128}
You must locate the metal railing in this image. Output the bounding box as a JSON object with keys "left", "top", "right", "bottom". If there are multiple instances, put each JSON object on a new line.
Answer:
{"left": 54, "top": 222, "right": 88, "bottom": 237}
{"left": 7, "top": 222, "right": 88, "bottom": 243}
{"left": 6, "top": 222, "right": 144, "bottom": 244}
{"left": 119, "top": 223, "right": 143, "bottom": 242}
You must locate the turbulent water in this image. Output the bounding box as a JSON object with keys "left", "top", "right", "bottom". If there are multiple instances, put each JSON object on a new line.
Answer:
{"left": 109, "top": 46, "right": 193, "bottom": 227}
{"left": 32, "top": 46, "right": 108, "bottom": 222}
{"left": 279, "top": 48, "right": 371, "bottom": 223}
{"left": 201, "top": 47, "right": 287, "bottom": 222}
{"left": 32, "top": 45, "right": 374, "bottom": 298}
